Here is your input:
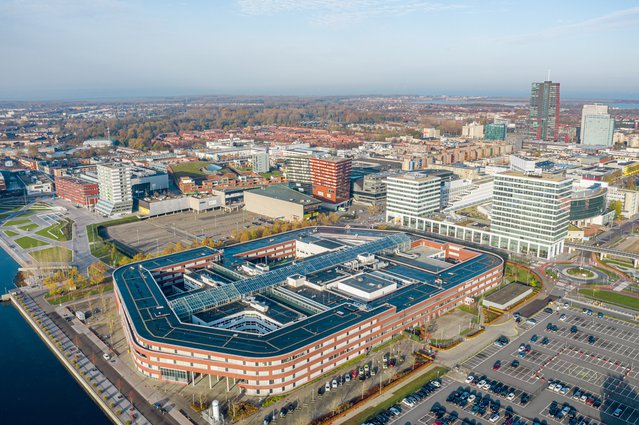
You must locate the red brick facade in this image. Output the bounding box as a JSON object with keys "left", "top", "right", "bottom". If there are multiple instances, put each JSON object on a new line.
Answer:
{"left": 309, "top": 157, "right": 352, "bottom": 203}
{"left": 54, "top": 176, "right": 99, "bottom": 207}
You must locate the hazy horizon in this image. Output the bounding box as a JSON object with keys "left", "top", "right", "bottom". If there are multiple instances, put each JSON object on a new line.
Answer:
{"left": 2, "top": 1, "right": 639, "bottom": 101}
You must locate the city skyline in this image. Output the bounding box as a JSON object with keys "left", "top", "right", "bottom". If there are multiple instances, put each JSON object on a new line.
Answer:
{"left": 1, "top": 0, "right": 639, "bottom": 100}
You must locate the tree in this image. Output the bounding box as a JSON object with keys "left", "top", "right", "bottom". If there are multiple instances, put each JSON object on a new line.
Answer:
{"left": 88, "top": 261, "right": 108, "bottom": 285}
{"left": 610, "top": 200, "right": 623, "bottom": 219}
{"left": 27, "top": 144, "right": 39, "bottom": 158}
{"left": 44, "top": 277, "right": 58, "bottom": 296}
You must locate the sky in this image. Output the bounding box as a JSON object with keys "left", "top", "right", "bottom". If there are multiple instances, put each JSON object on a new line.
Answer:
{"left": 1, "top": 0, "right": 639, "bottom": 101}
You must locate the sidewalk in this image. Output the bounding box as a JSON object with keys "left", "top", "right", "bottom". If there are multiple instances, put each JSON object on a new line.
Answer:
{"left": 32, "top": 292, "right": 181, "bottom": 425}
{"left": 68, "top": 313, "right": 193, "bottom": 425}
{"left": 11, "top": 290, "right": 149, "bottom": 425}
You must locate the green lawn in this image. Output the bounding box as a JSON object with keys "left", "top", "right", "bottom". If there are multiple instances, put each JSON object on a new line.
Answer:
{"left": 30, "top": 246, "right": 73, "bottom": 263}
{"left": 579, "top": 289, "right": 639, "bottom": 311}
{"left": 169, "top": 161, "right": 211, "bottom": 178}
{"left": 505, "top": 263, "right": 536, "bottom": 283}
{"left": 260, "top": 170, "right": 282, "bottom": 179}
{"left": 565, "top": 267, "right": 595, "bottom": 278}
{"left": 36, "top": 220, "right": 72, "bottom": 241}
{"left": 90, "top": 242, "right": 129, "bottom": 266}
{"left": 18, "top": 223, "right": 39, "bottom": 231}
{"left": 3, "top": 230, "right": 18, "bottom": 237}
{"left": 15, "top": 236, "right": 49, "bottom": 249}
{"left": 2, "top": 219, "right": 31, "bottom": 227}
{"left": 458, "top": 304, "right": 478, "bottom": 315}
{"left": 345, "top": 367, "right": 449, "bottom": 425}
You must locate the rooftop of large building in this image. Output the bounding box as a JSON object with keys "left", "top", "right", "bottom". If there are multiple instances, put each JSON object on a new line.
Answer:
{"left": 113, "top": 227, "right": 503, "bottom": 358}
{"left": 498, "top": 170, "right": 571, "bottom": 183}
{"left": 246, "top": 184, "right": 321, "bottom": 205}
{"left": 387, "top": 172, "right": 441, "bottom": 182}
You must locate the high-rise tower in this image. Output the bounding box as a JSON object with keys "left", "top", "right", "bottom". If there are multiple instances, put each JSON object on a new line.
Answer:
{"left": 529, "top": 80, "right": 560, "bottom": 141}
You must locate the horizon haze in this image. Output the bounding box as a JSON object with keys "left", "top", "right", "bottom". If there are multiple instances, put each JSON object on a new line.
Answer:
{"left": 1, "top": 0, "right": 639, "bottom": 100}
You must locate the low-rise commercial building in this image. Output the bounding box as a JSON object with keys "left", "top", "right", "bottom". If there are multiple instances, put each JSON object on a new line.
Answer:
{"left": 243, "top": 184, "right": 321, "bottom": 221}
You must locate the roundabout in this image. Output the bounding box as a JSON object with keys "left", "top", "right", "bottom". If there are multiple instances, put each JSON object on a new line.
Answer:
{"left": 552, "top": 263, "right": 609, "bottom": 285}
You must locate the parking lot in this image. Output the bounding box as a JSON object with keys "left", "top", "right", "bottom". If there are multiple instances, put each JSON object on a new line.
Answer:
{"left": 386, "top": 303, "right": 639, "bottom": 425}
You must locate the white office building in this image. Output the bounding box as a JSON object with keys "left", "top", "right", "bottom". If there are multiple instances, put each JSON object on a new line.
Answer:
{"left": 251, "top": 151, "right": 270, "bottom": 174}
{"left": 95, "top": 163, "right": 133, "bottom": 216}
{"left": 581, "top": 105, "right": 614, "bottom": 146}
{"left": 492, "top": 171, "right": 572, "bottom": 258}
{"left": 462, "top": 122, "right": 484, "bottom": 139}
{"left": 386, "top": 173, "right": 441, "bottom": 221}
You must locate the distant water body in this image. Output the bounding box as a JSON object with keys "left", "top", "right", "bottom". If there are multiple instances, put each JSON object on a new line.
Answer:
{"left": 0, "top": 249, "right": 110, "bottom": 425}
{"left": 415, "top": 100, "right": 639, "bottom": 109}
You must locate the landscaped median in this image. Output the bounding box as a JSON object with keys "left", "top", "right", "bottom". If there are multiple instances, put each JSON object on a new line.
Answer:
{"left": 342, "top": 366, "right": 449, "bottom": 425}
{"left": 36, "top": 219, "right": 72, "bottom": 241}
{"left": 579, "top": 288, "right": 639, "bottom": 311}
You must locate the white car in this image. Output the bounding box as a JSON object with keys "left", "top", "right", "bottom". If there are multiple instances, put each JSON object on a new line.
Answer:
{"left": 483, "top": 382, "right": 492, "bottom": 390}
{"left": 344, "top": 374, "right": 351, "bottom": 383}
{"left": 465, "top": 375, "right": 474, "bottom": 384}
{"left": 559, "top": 314, "right": 567, "bottom": 321}
{"left": 468, "top": 394, "right": 476, "bottom": 402}
{"left": 325, "top": 382, "right": 331, "bottom": 391}
{"left": 489, "top": 413, "right": 500, "bottom": 423}
{"left": 548, "top": 382, "right": 556, "bottom": 391}
{"left": 518, "top": 344, "right": 526, "bottom": 352}
{"left": 507, "top": 392, "right": 515, "bottom": 400}
{"left": 332, "top": 379, "right": 338, "bottom": 389}
{"left": 431, "top": 381, "right": 441, "bottom": 388}
{"left": 102, "top": 353, "right": 111, "bottom": 361}
{"left": 401, "top": 397, "right": 415, "bottom": 408}
{"left": 477, "top": 380, "right": 486, "bottom": 388}
{"left": 553, "top": 384, "right": 563, "bottom": 393}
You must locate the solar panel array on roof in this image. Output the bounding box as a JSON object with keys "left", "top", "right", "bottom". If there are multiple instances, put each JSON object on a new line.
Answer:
{"left": 169, "top": 233, "right": 411, "bottom": 318}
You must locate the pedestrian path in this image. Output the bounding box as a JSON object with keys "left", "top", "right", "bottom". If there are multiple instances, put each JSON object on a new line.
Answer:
{"left": 12, "top": 290, "right": 150, "bottom": 425}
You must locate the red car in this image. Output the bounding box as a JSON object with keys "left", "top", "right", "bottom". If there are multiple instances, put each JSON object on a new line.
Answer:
{"left": 493, "top": 360, "right": 502, "bottom": 371}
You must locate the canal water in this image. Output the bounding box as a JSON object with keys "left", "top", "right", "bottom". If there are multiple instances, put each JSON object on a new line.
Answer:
{"left": 0, "top": 248, "right": 111, "bottom": 424}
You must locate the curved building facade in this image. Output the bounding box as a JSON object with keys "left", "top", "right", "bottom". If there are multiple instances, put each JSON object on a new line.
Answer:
{"left": 114, "top": 227, "right": 504, "bottom": 395}
{"left": 570, "top": 187, "right": 607, "bottom": 221}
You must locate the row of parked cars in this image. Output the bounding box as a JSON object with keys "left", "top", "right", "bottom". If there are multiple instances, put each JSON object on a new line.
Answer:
{"left": 547, "top": 400, "right": 603, "bottom": 425}
{"left": 570, "top": 387, "right": 603, "bottom": 409}
{"left": 442, "top": 387, "right": 521, "bottom": 424}
{"left": 362, "top": 403, "right": 403, "bottom": 425}
{"left": 363, "top": 379, "right": 443, "bottom": 425}
{"left": 263, "top": 402, "right": 297, "bottom": 424}
{"left": 400, "top": 378, "right": 442, "bottom": 408}
{"left": 461, "top": 376, "right": 530, "bottom": 405}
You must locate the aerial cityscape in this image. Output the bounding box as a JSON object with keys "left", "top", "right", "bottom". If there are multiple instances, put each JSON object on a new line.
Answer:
{"left": 1, "top": 2, "right": 639, "bottom": 425}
